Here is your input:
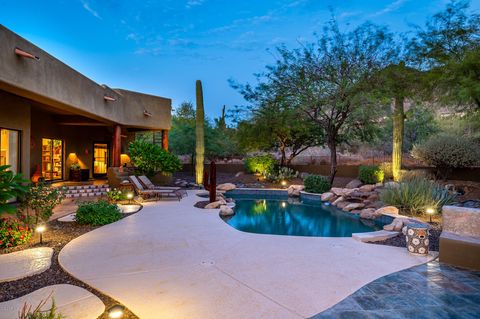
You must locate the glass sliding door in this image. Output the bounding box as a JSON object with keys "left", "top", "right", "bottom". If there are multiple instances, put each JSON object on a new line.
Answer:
{"left": 42, "top": 138, "right": 63, "bottom": 180}
{"left": 93, "top": 143, "right": 108, "bottom": 177}
{"left": 0, "top": 128, "right": 20, "bottom": 172}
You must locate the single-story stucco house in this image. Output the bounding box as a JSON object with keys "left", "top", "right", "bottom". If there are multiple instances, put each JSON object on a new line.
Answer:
{"left": 0, "top": 25, "right": 171, "bottom": 182}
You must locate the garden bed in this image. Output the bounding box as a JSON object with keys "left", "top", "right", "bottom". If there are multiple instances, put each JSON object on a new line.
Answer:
{"left": 0, "top": 210, "right": 140, "bottom": 319}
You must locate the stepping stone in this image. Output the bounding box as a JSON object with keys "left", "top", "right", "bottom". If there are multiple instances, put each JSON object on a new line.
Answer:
{"left": 58, "top": 213, "right": 76, "bottom": 222}
{"left": 0, "top": 247, "right": 53, "bottom": 282}
{"left": 0, "top": 284, "right": 105, "bottom": 319}
{"left": 117, "top": 204, "right": 141, "bottom": 214}
{"left": 352, "top": 230, "right": 399, "bottom": 243}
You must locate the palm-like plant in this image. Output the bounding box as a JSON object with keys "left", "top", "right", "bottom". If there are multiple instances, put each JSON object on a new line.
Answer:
{"left": 0, "top": 165, "right": 29, "bottom": 213}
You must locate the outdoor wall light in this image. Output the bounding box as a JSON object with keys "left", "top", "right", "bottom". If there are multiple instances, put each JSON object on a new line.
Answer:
{"left": 36, "top": 225, "right": 46, "bottom": 244}
{"left": 104, "top": 95, "right": 117, "bottom": 102}
{"left": 426, "top": 207, "right": 436, "bottom": 223}
{"left": 107, "top": 304, "right": 125, "bottom": 318}
{"left": 14, "top": 47, "right": 40, "bottom": 60}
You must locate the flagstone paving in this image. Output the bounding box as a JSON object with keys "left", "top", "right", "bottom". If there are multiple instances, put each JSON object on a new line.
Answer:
{"left": 0, "top": 247, "right": 53, "bottom": 282}
{"left": 59, "top": 190, "right": 435, "bottom": 319}
{"left": 311, "top": 260, "right": 480, "bottom": 319}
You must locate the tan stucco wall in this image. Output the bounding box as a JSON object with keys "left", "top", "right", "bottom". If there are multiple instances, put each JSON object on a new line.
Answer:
{"left": 0, "top": 91, "right": 31, "bottom": 177}
{"left": 0, "top": 25, "right": 171, "bottom": 130}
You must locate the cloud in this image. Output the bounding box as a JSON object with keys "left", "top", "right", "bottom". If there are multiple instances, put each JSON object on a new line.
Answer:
{"left": 369, "top": 0, "right": 408, "bottom": 17}
{"left": 186, "top": 0, "right": 205, "bottom": 9}
{"left": 81, "top": 1, "right": 101, "bottom": 19}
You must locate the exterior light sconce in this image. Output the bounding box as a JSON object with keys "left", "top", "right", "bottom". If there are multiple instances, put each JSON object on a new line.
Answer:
{"left": 104, "top": 95, "right": 117, "bottom": 102}
{"left": 143, "top": 110, "right": 152, "bottom": 117}
{"left": 14, "top": 47, "right": 40, "bottom": 60}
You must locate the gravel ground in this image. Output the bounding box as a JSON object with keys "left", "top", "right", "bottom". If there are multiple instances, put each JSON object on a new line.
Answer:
{"left": 0, "top": 208, "right": 141, "bottom": 319}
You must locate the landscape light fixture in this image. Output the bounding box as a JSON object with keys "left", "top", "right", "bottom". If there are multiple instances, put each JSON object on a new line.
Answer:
{"left": 108, "top": 304, "right": 125, "bottom": 318}
{"left": 103, "top": 95, "right": 117, "bottom": 102}
{"left": 426, "top": 207, "right": 436, "bottom": 223}
{"left": 36, "top": 225, "right": 46, "bottom": 244}
{"left": 14, "top": 47, "right": 40, "bottom": 60}
{"left": 126, "top": 192, "right": 134, "bottom": 204}
{"left": 281, "top": 180, "right": 287, "bottom": 187}
{"left": 281, "top": 202, "right": 287, "bottom": 208}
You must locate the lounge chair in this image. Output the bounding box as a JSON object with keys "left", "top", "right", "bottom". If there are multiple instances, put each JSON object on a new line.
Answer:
{"left": 138, "top": 175, "right": 187, "bottom": 198}
{"left": 129, "top": 176, "right": 181, "bottom": 201}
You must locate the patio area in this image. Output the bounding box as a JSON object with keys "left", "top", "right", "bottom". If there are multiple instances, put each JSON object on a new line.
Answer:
{"left": 59, "top": 190, "right": 435, "bottom": 319}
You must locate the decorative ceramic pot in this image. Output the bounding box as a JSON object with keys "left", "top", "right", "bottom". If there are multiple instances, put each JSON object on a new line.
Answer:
{"left": 406, "top": 223, "right": 430, "bottom": 256}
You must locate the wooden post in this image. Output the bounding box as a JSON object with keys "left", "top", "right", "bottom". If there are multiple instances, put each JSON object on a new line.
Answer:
{"left": 162, "top": 130, "right": 169, "bottom": 151}
{"left": 112, "top": 125, "right": 121, "bottom": 167}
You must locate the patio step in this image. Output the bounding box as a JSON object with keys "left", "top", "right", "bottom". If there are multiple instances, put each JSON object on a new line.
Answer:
{"left": 57, "top": 184, "right": 110, "bottom": 199}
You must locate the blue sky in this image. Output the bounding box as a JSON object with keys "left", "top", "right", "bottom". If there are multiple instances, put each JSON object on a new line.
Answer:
{"left": 1, "top": 0, "right": 478, "bottom": 118}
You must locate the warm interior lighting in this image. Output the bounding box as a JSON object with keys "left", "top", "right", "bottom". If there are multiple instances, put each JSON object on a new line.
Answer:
{"left": 120, "top": 154, "right": 130, "bottom": 166}
{"left": 104, "top": 95, "right": 117, "bottom": 102}
{"left": 108, "top": 305, "right": 125, "bottom": 318}
{"left": 14, "top": 47, "right": 40, "bottom": 60}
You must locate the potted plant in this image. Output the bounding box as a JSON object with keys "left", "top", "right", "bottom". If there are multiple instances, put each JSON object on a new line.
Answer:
{"left": 70, "top": 162, "right": 81, "bottom": 181}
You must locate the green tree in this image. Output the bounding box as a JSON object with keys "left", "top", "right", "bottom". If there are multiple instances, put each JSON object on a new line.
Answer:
{"left": 410, "top": 0, "right": 480, "bottom": 109}
{"left": 256, "top": 21, "right": 395, "bottom": 183}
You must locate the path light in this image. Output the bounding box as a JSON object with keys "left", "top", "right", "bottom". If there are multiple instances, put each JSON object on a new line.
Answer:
{"left": 426, "top": 207, "right": 436, "bottom": 223}
{"left": 108, "top": 305, "right": 125, "bottom": 318}
{"left": 126, "top": 192, "right": 134, "bottom": 204}
{"left": 281, "top": 180, "right": 287, "bottom": 187}
{"left": 36, "top": 225, "right": 46, "bottom": 244}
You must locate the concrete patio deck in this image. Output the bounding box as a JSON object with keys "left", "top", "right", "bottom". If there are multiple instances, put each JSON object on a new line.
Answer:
{"left": 59, "top": 190, "right": 434, "bottom": 319}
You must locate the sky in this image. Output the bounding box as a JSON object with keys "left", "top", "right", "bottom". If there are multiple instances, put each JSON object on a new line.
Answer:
{"left": 1, "top": 0, "right": 479, "bottom": 119}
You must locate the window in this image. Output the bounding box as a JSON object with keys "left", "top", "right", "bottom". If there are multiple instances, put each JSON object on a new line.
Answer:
{"left": 42, "top": 138, "right": 63, "bottom": 180}
{"left": 0, "top": 128, "right": 20, "bottom": 173}
{"left": 93, "top": 143, "right": 109, "bottom": 176}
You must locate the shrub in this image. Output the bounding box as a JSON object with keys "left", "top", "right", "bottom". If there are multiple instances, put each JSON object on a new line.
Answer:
{"left": 0, "top": 165, "right": 29, "bottom": 214}
{"left": 0, "top": 217, "right": 32, "bottom": 249}
{"left": 75, "top": 200, "right": 122, "bottom": 226}
{"left": 20, "top": 183, "right": 65, "bottom": 224}
{"left": 264, "top": 166, "right": 298, "bottom": 182}
{"left": 129, "top": 141, "right": 182, "bottom": 177}
{"left": 106, "top": 189, "right": 126, "bottom": 203}
{"left": 244, "top": 155, "right": 276, "bottom": 175}
{"left": 411, "top": 134, "right": 480, "bottom": 178}
{"left": 358, "top": 165, "right": 384, "bottom": 184}
{"left": 380, "top": 176, "right": 456, "bottom": 215}
{"left": 379, "top": 162, "right": 393, "bottom": 181}
{"left": 399, "top": 169, "right": 433, "bottom": 182}
{"left": 304, "top": 175, "right": 331, "bottom": 194}
{"left": 18, "top": 296, "right": 63, "bottom": 319}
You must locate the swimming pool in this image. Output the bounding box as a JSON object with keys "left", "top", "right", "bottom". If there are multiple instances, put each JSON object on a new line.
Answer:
{"left": 223, "top": 195, "right": 386, "bottom": 237}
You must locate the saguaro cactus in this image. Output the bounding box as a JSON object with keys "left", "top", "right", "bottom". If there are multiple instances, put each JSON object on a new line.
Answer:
{"left": 203, "top": 161, "right": 217, "bottom": 203}
{"left": 195, "top": 80, "right": 205, "bottom": 184}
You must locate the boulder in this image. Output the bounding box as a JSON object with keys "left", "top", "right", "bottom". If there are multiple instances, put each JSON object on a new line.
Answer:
{"left": 343, "top": 203, "right": 365, "bottom": 212}
{"left": 337, "top": 201, "right": 350, "bottom": 209}
{"left": 287, "top": 185, "right": 305, "bottom": 197}
{"left": 321, "top": 192, "right": 335, "bottom": 202}
{"left": 217, "top": 183, "right": 236, "bottom": 191}
{"left": 360, "top": 208, "right": 379, "bottom": 220}
{"left": 375, "top": 206, "right": 399, "bottom": 216}
{"left": 383, "top": 218, "right": 406, "bottom": 231}
{"left": 205, "top": 199, "right": 226, "bottom": 209}
{"left": 367, "top": 193, "right": 380, "bottom": 202}
{"left": 345, "top": 179, "right": 363, "bottom": 189}
{"left": 219, "top": 205, "right": 235, "bottom": 216}
{"left": 332, "top": 196, "right": 345, "bottom": 206}
{"left": 359, "top": 184, "right": 376, "bottom": 193}
{"left": 331, "top": 187, "right": 356, "bottom": 197}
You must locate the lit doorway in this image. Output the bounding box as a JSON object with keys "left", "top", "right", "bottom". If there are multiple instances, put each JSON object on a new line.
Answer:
{"left": 42, "top": 138, "right": 63, "bottom": 180}
{"left": 93, "top": 143, "right": 109, "bottom": 177}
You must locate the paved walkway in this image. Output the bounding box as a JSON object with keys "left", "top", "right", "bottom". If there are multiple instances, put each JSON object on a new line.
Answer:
{"left": 312, "top": 260, "right": 480, "bottom": 319}
{"left": 0, "top": 247, "right": 53, "bottom": 282}
{"left": 59, "top": 190, "right": 434, "bottom": 319}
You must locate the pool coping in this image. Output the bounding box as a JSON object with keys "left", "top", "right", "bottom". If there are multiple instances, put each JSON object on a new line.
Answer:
{"left": 226, "top": 188, "right": 398, "bottom": 241}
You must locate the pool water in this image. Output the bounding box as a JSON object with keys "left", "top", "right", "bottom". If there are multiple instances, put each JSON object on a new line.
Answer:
{"left": 223, "top": 196, "right": 385, "bottom": 237}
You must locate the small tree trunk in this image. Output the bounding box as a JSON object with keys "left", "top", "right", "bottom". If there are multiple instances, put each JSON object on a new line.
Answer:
{"left": 280, "top": 144, "right": 286, "bottom": 166}
{"left": 328, "top": 140, "right": 337, "bottom": 185}
{"left": 392, "top": 97, "right": 405, "bottom": 182}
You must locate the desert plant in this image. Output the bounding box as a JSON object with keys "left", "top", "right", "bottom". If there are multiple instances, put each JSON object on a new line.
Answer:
{"left": 195, "top": 80, "right": 205, "bottom": 184}
{"left": 358, "top": 165, "right": 384, "bottom": 184}
{"left": 129, "top": 141, "right": 182, "bottom": 177}
{"left": 0, "top": 217, "right": 32, "bottom": 249}
{"left": 106, "top": 188, "right": 126, "bottom": 203}
{"left": 380, "top": 176, "right": 456, "bottom": 215}
{"left": 399, "top": 169, "right": 434, "bottom": 182}
{"left": 411, "top": 134, "right": 480, "bottom": 179}
{"left": 20, "top": 183, "right": 65, "bottom": 224}
{"left": 379, "top": 162, "right": 393, "bottom": 181}
{"left": 304, "top": 175, "right": 331, "bottom": 194}
{"left": 18, "top": 294, "right": 63, "bottom": 319}
{"left": 75, "top": 200, "right": 122, "bottom": 226}
{"left": 264, "top": 166, "right": 298, "bottom": 182}
{"left": 0, "top": 165, "right": 29, "bottom": 214}
{"left": 244, "top": 155, "right": 276, "bottom": 176}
